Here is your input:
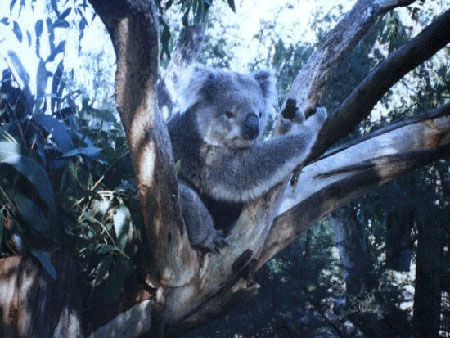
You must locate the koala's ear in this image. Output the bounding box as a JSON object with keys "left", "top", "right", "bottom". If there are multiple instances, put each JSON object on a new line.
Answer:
{"left": 177, "top": 65, "right": 212, "bottom": 111}
{"left": 252, "top": 70, "right": 277, "bottom": 107}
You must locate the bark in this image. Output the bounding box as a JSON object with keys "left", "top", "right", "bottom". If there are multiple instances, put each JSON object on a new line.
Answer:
{"left": 88, "top": 0, "right": 198, "bottom": 289}
{"left": 284, "top": 0, "right": 417, "bottom": 113}
{"left": 385, "top": 207, "right": 414, "bottom": 272}
{"left": 159, "top": 25, "right": 206, "bottom": 118}
{"left": 330, "top": 205, "right": 372, "bottom": 294}
{"left": 308, "top": 7, "right": 450, "bottom": 161}
{"left": 257, "top": 104, "right": 450, "bottom": 270}
{"left": 0, "top": 254, "right": 82, "bottom": 337}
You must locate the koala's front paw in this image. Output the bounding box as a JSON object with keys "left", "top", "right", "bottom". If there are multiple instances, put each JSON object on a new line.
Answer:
{"left": 314, "top": 106, "right": 327, "bottom": 123}
{"left": 305, "top": 106, "right": 327, "bottom": 130}
{"left": 198, "top": 228, "right": 228, "bottom": 254}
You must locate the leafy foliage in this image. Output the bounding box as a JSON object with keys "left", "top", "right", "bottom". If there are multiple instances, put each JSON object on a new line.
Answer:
{"left": 0, "top": 0, "right": 138, "bottom": 302}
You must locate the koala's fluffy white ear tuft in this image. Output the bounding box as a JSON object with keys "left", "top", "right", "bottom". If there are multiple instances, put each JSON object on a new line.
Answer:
{"left": 252, "top": 70, "right": 277, "bottom": 108}
{"left": 173, "top": 64, "right": 209, "bottom": 112}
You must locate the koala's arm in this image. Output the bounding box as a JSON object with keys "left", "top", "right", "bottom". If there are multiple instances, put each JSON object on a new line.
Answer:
{"left": 203, "top": 109, "right": 327, "bottom": 202}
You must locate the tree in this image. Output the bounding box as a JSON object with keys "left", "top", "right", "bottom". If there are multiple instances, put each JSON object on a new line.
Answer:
{"left": 0, "top": 0, "right": 449, "bottom": 336}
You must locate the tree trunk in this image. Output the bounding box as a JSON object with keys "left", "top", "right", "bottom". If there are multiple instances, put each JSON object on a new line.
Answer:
{"left": 0, "top": 254, "right": 82, "bottom": 337}
{"left": 330, "top": 205, "right": 372, "bottom": 294}
{"left": 413, "top": 210, "right": 442, "bottom": 338}
{"left": 385, "top": 209, "right": 414, "bottom": 272}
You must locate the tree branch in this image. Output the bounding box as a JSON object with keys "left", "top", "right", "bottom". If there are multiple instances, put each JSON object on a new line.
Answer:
{"left": 256, "top": 104, "right": 450, "bottom": 270}
{"left": 159, "top": 25, "right": 206, "bottom": 116}
{"left": 309, "top": 7, "right": 450, "bottom": 161}
{"left": 285, "top": 0, "right": 418, "bottom": 113}
{"left": 88, "top": 0, "right": 197, "bottom": 287}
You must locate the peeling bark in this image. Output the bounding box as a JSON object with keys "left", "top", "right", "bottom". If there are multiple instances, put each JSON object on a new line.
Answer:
{"left": 283, "top": 0, "right": 418, "bottom": 113}
{"left": 257, "top": 105, "right": 450, "bottom": 269}
{"left": 309, "top": 7, "right": 450, "bottom": 161}
{"left": 0, "top": 255, "right": 82, "bottom": 338}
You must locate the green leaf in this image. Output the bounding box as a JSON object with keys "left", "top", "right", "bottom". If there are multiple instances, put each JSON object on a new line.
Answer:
{"left": 97, "top": 244, "right": 116, "bottom": 255}
{"left": 95, "top": 255, "right": 113, "bottom": 283}
{"left": 226, "top": 0, "right": 236, "bottom": 12}
{"left": 103, "top": 255, "right": 132, "bottom": 302}
{"left": 33, "top": 114, "right": 74, "bottom": 152}
{"left": 7, "top": 50, "right": 30, "bottom": 87}
{"left": 11, "top": 191, "right": 49, "bottom": 235}
{"left": 113, "top": 205, "right": 132, "bottom": 250}
{"left": 13, "top": 21, "right": 22, "bottom": 42}
{"left": 0, "top": 142, "right": 20, "bottom": 159}
{"left": 34, "top": 20, "right": 43, "bottom": 37}
{"left": 0, "top": 154, "right": 56, "bottom": 222}
{"left": 62, "top": 146, "right": 101, "bottom": 158}
{"left": 174, "top": 159, "right": 182, "bottom": 175}
{"left": 30, "top": 249, "right": 57, "bottom": 279}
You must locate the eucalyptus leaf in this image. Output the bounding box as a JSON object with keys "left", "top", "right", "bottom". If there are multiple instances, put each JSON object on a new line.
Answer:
{"left": 103, "top": 255, "right": 132, "bottom": 302}
{"left": 30, "top": 249, "right": 57, "bottom": 279}
{"left": 7, "top": 50, "right": 29, "bottom": 86}
{"left": 53, "top": 19, "right": 70, "bottom": 29}
{"left": 59, "top": 7, "right": 72, "bottom": 20}
{"left": 11, "top": 191, "right": 49, "bottom": 235}
{"left": 62, "top": 146, "right": 101, "bottom": 158}
{"left": 10, "top": 0, "right": 17, "bottom": 12}
{"left": 35, "top": 59, "right": 47, "bottom": 108}
{"left": 113, "top": 205, "right": 132, "bottom": 250}
{"left": 0, "top": 154, "right": 56, "bottom": 220}
{"left": 13, "top": 21, "right": 22, "bottom": 42}
{"left": 47, "top": 41, "right": 65, "bottom": 62}
{"left": 33, "top": 114, "right": 74, "bottom": 152}
{"left": 0, "top": 142, "right": 20, "bottom": 159}
{"left": 26, "top": 30, "right": 32, "bottom": 46}
{"left": 95, "top": 255, "right": 113, "bottom": 283}
{"left": 97, "top": 244, "right": 116, "bottom": 255}
{"left": 226, "top": 0, "right": 236, "bottom": 12}
{"left": 34, "top": 20, "right": 43, "bottom": 38}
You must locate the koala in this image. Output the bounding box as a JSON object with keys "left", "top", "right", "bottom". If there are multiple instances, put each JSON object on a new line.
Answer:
{"left": 167, "top": 66, "right": 327, "bottom": 251}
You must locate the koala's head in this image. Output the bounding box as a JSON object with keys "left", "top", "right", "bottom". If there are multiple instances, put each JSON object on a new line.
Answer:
{"left": 181, "top": 67, "right": 277, "bottom": 148}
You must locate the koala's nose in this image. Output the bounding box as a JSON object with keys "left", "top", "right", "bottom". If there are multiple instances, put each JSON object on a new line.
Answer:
{"left": 243, "top": 114, "right": 259, "bottom": 140}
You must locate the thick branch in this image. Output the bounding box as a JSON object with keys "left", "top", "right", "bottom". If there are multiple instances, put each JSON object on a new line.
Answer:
{"left": 88, "top": 0, "right": 197, "bottom": 286}
{"left": 256, "top": 104, "right": 450, "bottom": 269}
{"left": 286, "top": 0, "right": 417, "bottom": 112}
{"left": 309, "top": 7, "right": 450, "bottom": 160}
{"left": 159, "top": 25, "right": 206, "bottom": 115}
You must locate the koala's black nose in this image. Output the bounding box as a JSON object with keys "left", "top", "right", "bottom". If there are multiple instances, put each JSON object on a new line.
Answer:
{"left": 243, "top": 114, "right": 259, "bottom": 140}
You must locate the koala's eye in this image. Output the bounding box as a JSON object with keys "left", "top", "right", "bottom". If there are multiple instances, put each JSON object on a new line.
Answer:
{"left": 225, "top": 111, "right": 235, "bottom": 119}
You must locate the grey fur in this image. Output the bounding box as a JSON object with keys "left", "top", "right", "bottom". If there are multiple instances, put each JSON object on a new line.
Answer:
{"left": 168, "top": 67, "right": 327, "bottom": 251}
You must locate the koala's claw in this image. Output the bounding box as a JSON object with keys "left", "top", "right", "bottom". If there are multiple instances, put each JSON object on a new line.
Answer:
{"left": 207, "top": 231, "right": 228, "bottom": 254}
{"left": 215, "top": 238, "right": 229, "bottom": 248}
{"left": 314, "top": 106, "right": 327, "bottom": 122}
